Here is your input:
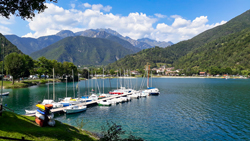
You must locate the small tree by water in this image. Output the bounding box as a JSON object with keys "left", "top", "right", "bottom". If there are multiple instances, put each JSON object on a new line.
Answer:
{"left": 100, "top": 121, "right": 143, "bottom": 141}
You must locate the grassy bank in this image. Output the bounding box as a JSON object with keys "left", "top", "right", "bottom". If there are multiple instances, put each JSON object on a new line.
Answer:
{"left": 0, "top": 79, "right": 62, "bottom": 89}
{"left": 0, "top": 111, "right": 97, "bottom": 141}
{"left": 0, "top": 81, "right": 29, "bottom": 89}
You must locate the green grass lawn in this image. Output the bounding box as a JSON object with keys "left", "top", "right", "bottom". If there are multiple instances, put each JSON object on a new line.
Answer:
{"left": 0, "top": 111, "right": 98, "bottom": 141}
{"left": 0, "top": 81, "right": 28, "bottom": 89}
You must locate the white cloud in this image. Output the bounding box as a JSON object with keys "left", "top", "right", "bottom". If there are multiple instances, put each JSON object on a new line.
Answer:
{"left": 154, "top": 13, "right": 166, "bottom": 18}
{"left": 152, "top": 15, "right": 226, "bottom": 43}
{"left": 0, "top": 25, "right": 11, "bottom": 34}
{"left": 23, "top": 3, "right": 226, "bottom": 43}
{"left": 0, "top": 15, "right": 15, "bottom": 25}
{"left": 83, "top": 3, "right": 91, "bottom": 8}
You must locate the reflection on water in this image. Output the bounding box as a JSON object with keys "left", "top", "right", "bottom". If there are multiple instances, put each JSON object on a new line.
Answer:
{"left": 2, "top": 78, "right": 250, "bottom": 140}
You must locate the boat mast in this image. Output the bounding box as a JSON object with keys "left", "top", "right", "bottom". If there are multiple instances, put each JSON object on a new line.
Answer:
{"left": 78, "top": 72, "right": 80, "bottom": 98}
{"left": 48, "top": 80, "right": 49, "bottom": 99}
{"left": 66, "top": 76, "right": 67, "bottom": 97}
{"left": 151, "top": 70, "right": 152, "bottom": 87}
{"left": 72, "top": 69, "right": 75, "bottom": 98}
{"left": 103, "top": 68, "right": 104, "bottom": 94}
{"left": 53, "top": 68, "right": 55, "bottom": 101}
{"left": 117, "top": 71, "right": 118, "bottom": 90}
{"left": 88, "top": 68, "right": 89, "bottom": 95}
{"left": 95, "top": 71, "right": 97, "bottom": 93}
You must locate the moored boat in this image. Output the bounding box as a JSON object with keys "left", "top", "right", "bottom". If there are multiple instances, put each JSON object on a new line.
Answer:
{"left": 98, "top": 100, "right": 111, "bottom": 106}
{"left": 0, "top": 92, "right": 9, "bottom": 96}
{"left": 63, "top": 105, "right": 87, "bottom": 114}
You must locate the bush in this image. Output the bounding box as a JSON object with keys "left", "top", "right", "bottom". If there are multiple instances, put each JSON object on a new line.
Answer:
{"left": 100, "top": 121, "right": 143, "bottom": 141}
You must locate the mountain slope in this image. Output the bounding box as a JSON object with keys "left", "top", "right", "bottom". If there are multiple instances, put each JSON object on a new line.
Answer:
{"left": 107, "top": 9, "right": 250, "bottom": 70}
{"left": 137, "top": 38, "right": 173, "bottom": 48}
{"left": 0, "top": 33, "right": 23, "bottom": 60}
{"left": 5, "top": 35, "right": 62, "bottom": 55}
{"left": 30, "top": 36, "right": 135, "bottom": 66}
{"left": 76, "top": 30, "right": 141, "bottom": 52}
{"left": 174, "top": 27, "right": 250, "bottom": 70}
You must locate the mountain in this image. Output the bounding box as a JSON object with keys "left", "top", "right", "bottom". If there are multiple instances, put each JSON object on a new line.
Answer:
{"left": 4, "top": 35, "right": 63, "bottom": 55}
{"left": 30, "top": 36, "right": 135, "bottom": 66}
{"left": 56, "top": 30, "right": 75, "bottom": 38}
{"left": 137, "top": 38, "right": 173, "bottom": 48}
{"left": 0, "top": 33, "right": 23, "bottom": 60}
{"left": 76, "top": 30, "right": 141, "bottom": 52}
{"left": 107, "top": 9, "right": 250, "bottom": 70}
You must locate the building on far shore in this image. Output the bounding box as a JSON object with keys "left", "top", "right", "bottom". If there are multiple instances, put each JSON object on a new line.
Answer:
{"left": 199, "top": 72, "right": 206, "bottom": 76}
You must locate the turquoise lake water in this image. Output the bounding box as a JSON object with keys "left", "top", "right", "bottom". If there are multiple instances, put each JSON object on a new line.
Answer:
{"left": 1, "top": 78, "right": 250, "bottom": 140}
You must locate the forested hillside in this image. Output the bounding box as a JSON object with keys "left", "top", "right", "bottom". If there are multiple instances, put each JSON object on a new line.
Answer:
{"left": 107, "top": 9, "right": 250, "bottom": 71}
{"left": 30, "top": 36, "right": 134, "bottom": 66}
{"left": 0, "top": 33, "right": 23, "bottom": 61}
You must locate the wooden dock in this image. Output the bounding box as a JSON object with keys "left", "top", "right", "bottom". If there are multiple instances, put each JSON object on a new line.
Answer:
{"left": 25, "top": 93, "right": 131, "bottom": 116}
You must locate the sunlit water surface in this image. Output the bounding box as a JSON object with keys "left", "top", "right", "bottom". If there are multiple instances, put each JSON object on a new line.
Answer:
{"left": 2, "top": 78, "right": 250, "bottom": 140}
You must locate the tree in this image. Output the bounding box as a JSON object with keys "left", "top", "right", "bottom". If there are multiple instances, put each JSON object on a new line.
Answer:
{"left": 4, "top": 53, "right": 25, "bottom": 84}
{"left": 0, "top": 0, "right": 58, "bottom": 20}
{"left": 37, "top": 56, "right": 52, "bottom": 79}
{"left": 22, "top": 54, "right": 34, "bottom": 77}
{"left": 80, "top": 69, "right": 89, "bottom": 79}
{"left": 110, "top": 69, "right": 115, "bottom": 75}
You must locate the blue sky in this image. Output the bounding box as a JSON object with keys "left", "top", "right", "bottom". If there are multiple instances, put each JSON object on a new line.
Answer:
{"left": 1, "top": 0, "right": 250, "bottom": 43}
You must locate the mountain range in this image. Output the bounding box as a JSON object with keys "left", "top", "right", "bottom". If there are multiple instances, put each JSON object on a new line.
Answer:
{"left": 107, "top": 9, "right": 250, "bottom": 71}
{"left": 5, "top": 29, "right": 173, "bottom": 55}
{"left": 30, "top": 36, "right": 135, "bottom": 66}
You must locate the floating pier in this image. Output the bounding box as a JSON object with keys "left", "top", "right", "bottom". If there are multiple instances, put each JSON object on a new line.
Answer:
{"left": 25, "top": 93, "right": 131, "bottom": 116}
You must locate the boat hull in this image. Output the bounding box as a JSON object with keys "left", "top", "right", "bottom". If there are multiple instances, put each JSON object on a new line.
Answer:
{"left": 63, "top": 106, "right": 87, "bottom": 114}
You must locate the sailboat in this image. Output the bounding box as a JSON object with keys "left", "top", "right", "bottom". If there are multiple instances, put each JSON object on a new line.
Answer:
{"left": 63, "top": 72, "right": 87, "bottom": 114}
{"left": 142, "top": 63, "right": 160, "bottom": 96}
{"left": 41, "top": 68, "right": 63, "bottom": 108}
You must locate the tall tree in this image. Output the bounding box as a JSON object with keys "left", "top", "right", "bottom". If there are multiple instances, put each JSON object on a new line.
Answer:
{"left": 4, "top": 53, "right": 25, "bottom": 84}
{"left": 37, "top": 56, "right": 51, "bottom": 79}
{"left": 0, "top": 0, "right": 58, "bottom": 19}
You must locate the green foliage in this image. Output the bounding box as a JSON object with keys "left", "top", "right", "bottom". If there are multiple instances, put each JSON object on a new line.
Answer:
{"left": 0, "top": 0, "right": 58, "bottom": 20}
{"left": 4, "top": 53, "right": 25, "bottom": 84}
{"left": 174, "top": 28, "right": 250, "bottom": 73}
{"left": 0, "top": 33, "right": 23, "bottom": 61}
{"left": 109, "top": 69, "right": 115, "bottom": 75}
{"left": 100, "top": 121, "right": 143, "bottom": 141}
{"left": 107, "top": 10, "right": 250, "bottom": 73}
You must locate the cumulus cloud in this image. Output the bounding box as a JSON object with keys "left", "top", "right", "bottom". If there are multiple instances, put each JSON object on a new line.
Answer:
{"left": 152, "top": 15, "right": 226, "bottom": 43}
{"left": 0, "top": 25, "right": 11, "bottom": 34}
{"left": 23, "top": 3, "right": 226, "bottom": 43}
{"left": 83, "top": 3, "right": 91, "bottom": 8}
{"left": 0, "top": 15, "right": 15, "bottom": 34}
{"left": 154, "top": 13, "right": 166, "bottom": 18}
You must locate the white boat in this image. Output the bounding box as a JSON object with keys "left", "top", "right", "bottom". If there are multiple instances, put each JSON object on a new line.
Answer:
{"left": 41, "top": 99, "right": 63, "bottom": 108}
{"left": 63, "top": 105, "right": 87, "bottom": 114}
{"left": 143, "top": 87, "right": 160, "bottom": 96}
{"left": 0, "top": 92, "right": 9, "bottom": 96}
{"left": 25, "top": 110, "right": 36, "bottom": 114}
{"left": 98, "top": 100, "right": 111, "bottom": 106}
{"left": 88, "top": 94, "right": 98, "bottom": 101}
{"left": 107, "top": 99, "right": 117, "bottom": 105}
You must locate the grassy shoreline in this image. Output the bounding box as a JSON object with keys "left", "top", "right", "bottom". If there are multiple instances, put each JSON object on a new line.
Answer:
{"left": 0, "top": 111, "right": 98, "bottom": 141}
{"left": 0, "top": 79, "right": 61, "bottom": 89}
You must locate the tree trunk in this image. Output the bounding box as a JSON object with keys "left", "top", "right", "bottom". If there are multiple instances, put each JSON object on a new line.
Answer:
{"left": 12, "top": 78, "right": 14, "bottom": 85}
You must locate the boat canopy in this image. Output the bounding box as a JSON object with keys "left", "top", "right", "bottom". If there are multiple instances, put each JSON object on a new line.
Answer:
{"left": 147, "top": 87, "right": 156, "bottom": 89}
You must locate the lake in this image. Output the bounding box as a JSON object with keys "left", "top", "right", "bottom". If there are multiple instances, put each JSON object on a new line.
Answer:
{"left": 1, "top": 78, "right": 250, "bottom": 140}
